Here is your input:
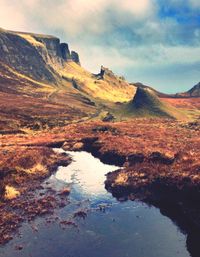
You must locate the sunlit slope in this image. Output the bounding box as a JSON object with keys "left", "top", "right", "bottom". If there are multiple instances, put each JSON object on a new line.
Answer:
{"left": 0, "top": 28, "right": 138, "bottom": 131}
{"left": 61, "top": 63, "right": 136, "bottom": 102}
{"left": 1, "top": 28, "right": 192, "bottom": 125}
{"left": 0, "top": 28, "right": 135, "bottom": 103}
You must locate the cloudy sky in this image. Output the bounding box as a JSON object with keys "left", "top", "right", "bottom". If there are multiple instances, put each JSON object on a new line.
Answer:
{"left": 1, "top": 0, "right": 200, "bottom": 93}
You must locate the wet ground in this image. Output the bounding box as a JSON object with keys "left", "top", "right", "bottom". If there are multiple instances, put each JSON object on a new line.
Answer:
{"left": 0, "top": 151, "right": 190, "bottom": 257}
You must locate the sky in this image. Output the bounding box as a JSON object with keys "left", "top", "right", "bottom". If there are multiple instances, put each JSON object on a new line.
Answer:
{"left": 0, "top": 0, "right": 200, "bottom": 93}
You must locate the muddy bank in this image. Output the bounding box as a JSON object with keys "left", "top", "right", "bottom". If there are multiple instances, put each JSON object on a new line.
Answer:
{"left": 0, "top": 146, "right": 71, "bottom": 244}
{"left": 60, "top": 131, "right": 200, "bottom": 238}
{"left": 1, "top": 150, "right": 191, "bottom": 257}
{"left": 58, "top": 123, "right": 200, "bottom": 225}
{"left": 74, "top": 135, "right": 200, "bottom": 235}
{"left": 105, "top": 164, "right": 200, "bottom": 257}
{"left": 105, "top": 166, "right": 200, "bottom": 225}
{"left": 0, "top": 146, "right": 71, "bottom": 198}
{"left": 59, "top": 126, "right": 200, "bottom": 257}
{"left": 80, "top": 137, "right": 126, "bottom": 167}
{"left": 0, "top": 119, "right": 199, "bottom": 249}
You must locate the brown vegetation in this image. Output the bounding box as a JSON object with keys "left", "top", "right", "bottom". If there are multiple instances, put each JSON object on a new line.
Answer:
{"left": 0, "top": 28, "right": 200, "bottom": 249}
{"left": 0, "top": 146, "right": 71, "bottom": 198}
{"left": 163, "top": 97, "right": 200, "bottom": 109}
{"left": 0, "top": 115, "right": 199, "bottom": 245}
{"left": 0, "top": 146, "right": 71, "bottom": 244}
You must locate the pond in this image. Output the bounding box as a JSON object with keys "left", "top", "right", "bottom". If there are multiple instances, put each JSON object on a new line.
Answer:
{"left": 0, "top": 150, "right": 190, "bottom": 257}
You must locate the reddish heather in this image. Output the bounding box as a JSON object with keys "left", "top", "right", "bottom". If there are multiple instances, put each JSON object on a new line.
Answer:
{"left": 162, "top": 97, "right": 200, "bottom": 109}
{"left": 0, "top": 118, "right": 199, "bottom": 244}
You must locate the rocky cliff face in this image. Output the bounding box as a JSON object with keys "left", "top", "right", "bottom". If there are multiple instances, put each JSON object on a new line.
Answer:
{"left": 0, "top": 28, "right": 80, "bottom": 83}
{"left": 0, "top": 28, "right": 136, "bottom": 103}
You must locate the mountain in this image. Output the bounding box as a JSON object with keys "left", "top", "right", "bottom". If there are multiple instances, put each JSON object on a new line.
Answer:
{"left": 133, "top": 82, "right": 200, "bottom": 99}
{"left": 165, "top": 82, "right": 200, "bottom": 98}
{"left": 0, "top": 28, "right": 138, "bottom": 131}
{"left": 0, "top": 28, "right": 80, "bottom": 83}
{"left": 124, "top": 87, "right": 186, "bottom": 119}
{"left": 182, "top": 82, "right": 200, "bottom": 97}
{"left": 131, "top": 82, "right": 172, "bottom": 98}
{"left": 0, "top": 28, "right": 192, "bottom": 132}
{"left": 0, "top": 28, "right": 135, "bottom": 102}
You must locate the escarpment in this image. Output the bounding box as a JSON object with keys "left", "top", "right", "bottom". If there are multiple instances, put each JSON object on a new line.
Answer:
{"left": 0, "top": 29, "right": 80, "bottom": 83}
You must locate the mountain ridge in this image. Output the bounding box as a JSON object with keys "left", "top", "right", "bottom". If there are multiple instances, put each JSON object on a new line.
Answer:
{"left": 0, "top": 28, "right": 136, "bottom": 103}
{"left": 0, "top": 28, "right": 80, "bottom": 83}
{"left": 0, "top": 28, "right": 199, "bottom": 131}
{"left": 132, "top": 82, "right": 200, "bottom": 98}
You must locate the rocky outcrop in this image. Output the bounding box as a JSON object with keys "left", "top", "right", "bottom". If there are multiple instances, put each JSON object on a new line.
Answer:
{"left": 60, "top": 43, "right": 71, "bottom": 60}
{"left": 95, "top": 66, "right": 123, "bottom": 80}
{"left": 187, "top": 82, "right": 200, "bottom": 97}
{"left": 0, "top": 29, "right": 80, "bottom": 83}
{"left": 71, "top": 51, "right": 80, "bottom": 65}
{"left": 100, "top": 66, "right": 117, "bottom": 79}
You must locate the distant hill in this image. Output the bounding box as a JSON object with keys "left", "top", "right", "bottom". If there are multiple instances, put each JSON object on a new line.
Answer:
{"left": 131, "top": 82, "right": 174, "bottom": 98}
{"left": 124, "top": 87, "right": 186, "bottom": 119}
{"left": 177, "top": 82, "right": 200, "bottom": 97}
{"left": 132, "top": 82, "right": 200, "bottom": 99}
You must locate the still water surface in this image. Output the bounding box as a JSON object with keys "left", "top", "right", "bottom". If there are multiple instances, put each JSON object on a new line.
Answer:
{"left": 0, "top": 151, "right": 190, "bottom": 257}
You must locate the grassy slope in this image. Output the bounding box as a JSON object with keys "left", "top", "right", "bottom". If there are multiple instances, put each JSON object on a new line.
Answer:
{"left": 122, "top": 87, "right": 188, "bottom": 120}
{"left": 1, "top": 28, "right": 199, "bottom": 129}
{"left": 0, "top": 61, "right": 97, "bottom": 131}
{"left": 13, "top": 30, "right": 136, "bottom": 103}
{"left": 60, "top": 62, "right": 135, "bottom": 102}
{"left": 0, "top": 29, "right": 138, "bottom": 131}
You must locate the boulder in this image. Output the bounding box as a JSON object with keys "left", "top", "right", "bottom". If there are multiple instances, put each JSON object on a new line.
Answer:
{"left": 72, "top": 142, "right": 84, "bottom": 151}
{"left": 62, "top": 141, "right": 71, "bottom": 151}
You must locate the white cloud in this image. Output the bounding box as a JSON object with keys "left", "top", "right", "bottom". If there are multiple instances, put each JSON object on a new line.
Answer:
{"left": 74, "top": 41, "right": 200, "bottom": 77}
{"left": 189, "top": 0, "right": 200, "bottom": 8}
{"left": 0, "top": 0, "right": 155, "bottom": 36}
{"left": 0, "top": 0, "right": 199, "bottom": 92}
{"left": 74, "top": 45, "right": 135, "bottom": 73}
{"left": 0, "top": 1, "right": 28, "bottom": 31}
{"left": 42, "top": 0, "right": 111, "bottom": 35}
{"left": 119, "top": 0, "right": 155, "bottom": 17}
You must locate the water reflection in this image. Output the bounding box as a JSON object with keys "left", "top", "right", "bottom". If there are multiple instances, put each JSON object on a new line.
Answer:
{"left": 54, "top": 151, "right": 120, "bottom": 198}
{"left": 0, "top": 151, "right": 190, "bottom": 257}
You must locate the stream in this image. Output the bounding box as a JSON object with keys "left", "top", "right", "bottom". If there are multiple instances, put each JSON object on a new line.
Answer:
{"left": 0, "top": 150, "right": 190, "bottom": 257}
